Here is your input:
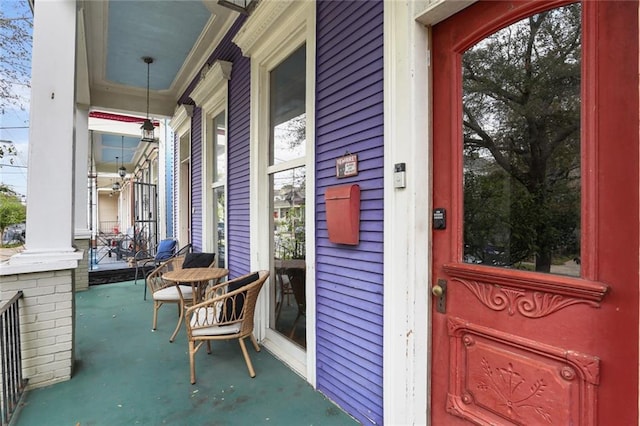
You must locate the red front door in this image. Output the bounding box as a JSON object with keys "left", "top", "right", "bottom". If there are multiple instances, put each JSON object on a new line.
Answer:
{"left": 431, "top": 1, "right": 638, "bottom": 424}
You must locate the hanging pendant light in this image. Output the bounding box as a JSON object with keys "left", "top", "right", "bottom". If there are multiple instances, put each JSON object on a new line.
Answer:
{"left": 113, "top": 157, "right": 121, "bottom": 191}
{"left": 141, "top": 56, "right": 155, "bottom": 142}
{"left": 118, "top": 136, "right": 127, "bottom": 178}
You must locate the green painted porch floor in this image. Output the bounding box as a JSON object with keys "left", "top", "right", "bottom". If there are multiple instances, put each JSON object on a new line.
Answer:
{"left": 15, "top": 280, "right": 358, "bottom": 426}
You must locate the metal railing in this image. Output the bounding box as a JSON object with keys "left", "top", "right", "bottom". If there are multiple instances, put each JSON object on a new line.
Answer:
{"left": 0, "top": 291, "right": 26, "bottom": 425}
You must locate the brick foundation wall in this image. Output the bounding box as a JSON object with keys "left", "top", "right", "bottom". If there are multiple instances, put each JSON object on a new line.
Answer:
{"left": 1, "top": 269, "right": 75, "bottom": 389}
{"left": 73, "top": 238, "right": 89, "bottom": 292}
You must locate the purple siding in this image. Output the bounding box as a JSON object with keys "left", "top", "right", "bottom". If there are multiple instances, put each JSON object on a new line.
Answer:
{"left": 165, "top": 129, "right": 175, "bottom": 238}
{"left": 226, "top": 54, "right": 251, "bottom": 278}
{"left": 315, "top": 1, "right": 384, "bottom": 424}
{"left": 190, "top": 107, "right": 203, "bottom": 252}
{"left": 178, "top": 17, "right": 251, "bottom": 278}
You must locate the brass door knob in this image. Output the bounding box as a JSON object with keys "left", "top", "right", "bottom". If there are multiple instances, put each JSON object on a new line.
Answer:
{"left": 432, "top": 285, "right": 444, "bottom": 297}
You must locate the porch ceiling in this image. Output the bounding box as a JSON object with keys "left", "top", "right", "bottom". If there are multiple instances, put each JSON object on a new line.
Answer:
{"left": 77, "top": 0, "right": 238, "bottom": 176}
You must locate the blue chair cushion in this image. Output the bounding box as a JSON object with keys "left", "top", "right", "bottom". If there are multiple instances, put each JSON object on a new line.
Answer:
{"left": 156, "top": 239, "right": 177, "bottom": 261}
{"left": 183, "top": 253, "right": 215, "bottom": 269}
{"left": 219, "top": 272, "right": 259, "bottom": 323}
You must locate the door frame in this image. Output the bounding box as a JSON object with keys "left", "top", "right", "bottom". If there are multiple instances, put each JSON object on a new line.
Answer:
{"left": 382, "top": 1, "right": 447, "bottom": 424}
{"left": 178, "top": 136, "right": 191, "bottom": 246}
{"left": 237, "top": 0, "right": 318, "bottom": 383}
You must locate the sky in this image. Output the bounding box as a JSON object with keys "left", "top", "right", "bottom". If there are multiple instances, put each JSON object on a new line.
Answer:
{"left": 0, "top": 0, "right": 32, "bottom": 199}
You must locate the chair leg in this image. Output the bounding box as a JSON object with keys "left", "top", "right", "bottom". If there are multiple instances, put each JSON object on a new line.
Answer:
{"left": 288, "top": 310, "right": 303, "bottom": 339}
{"left": 189, "top": 340, "right": 205, "bottom": 384}
{"left": 238, "top": 337, "right": 256, "bottom": 378}
{"left": 143, "top": 268, "right": 150, "bottom": 301}
{"left": 189, "top": 340, "right": 197, "bottom": 384}
{"left": 169, "top": 302, "right": 184, "bottom": 343}
{"left": 152, "top": 301, "right": 160, "bottom": 330}
{"left": 250, "top": 333, "right": 260, "bottom": 352}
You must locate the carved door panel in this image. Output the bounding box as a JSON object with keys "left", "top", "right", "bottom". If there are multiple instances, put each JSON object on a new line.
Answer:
{"left": 431, "top": 1, "right": 638, "bottom": 424}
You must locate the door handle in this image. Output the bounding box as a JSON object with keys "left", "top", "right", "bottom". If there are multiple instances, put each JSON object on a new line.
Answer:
{"left": 432, "top": 279, "right": 447, "bottom": 313}
{"left": 432, "top": 284, "right": 444, "bottom": 297}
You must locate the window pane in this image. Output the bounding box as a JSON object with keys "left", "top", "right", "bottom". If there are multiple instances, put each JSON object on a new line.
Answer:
{"left": 462, "top": 4, "right": 581, "bottom": 276}
{"left": 270, "top": 167, "right": 306, "bottom": 348}
{"left": 214, "top": 186, "right": 225, "bottom": 268}
{"left": 270, "top": 45, "right": 306, "bottom": 165}
{"left": 213, "top": 111, "right": 226, "bottom": 182}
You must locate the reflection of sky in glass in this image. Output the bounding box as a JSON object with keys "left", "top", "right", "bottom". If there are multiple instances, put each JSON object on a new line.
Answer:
{"left": 214, "top": 112, "right": 226, "bottom": 182}
{"left": 273, "top": 113, "right": 305, "bottom": 165}
{"left": 215, "top": 132, "right": 226, "bottom": 181}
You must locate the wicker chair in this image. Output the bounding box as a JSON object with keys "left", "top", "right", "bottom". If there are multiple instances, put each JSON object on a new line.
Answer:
{"left": 185, "top": 271, "right": 270, "bottom": 384}
{"left": 145, "top": 256, "right": 192, "bottom": 342}
{"left": 146, "top": 253, "right": 217, "bottom": 342}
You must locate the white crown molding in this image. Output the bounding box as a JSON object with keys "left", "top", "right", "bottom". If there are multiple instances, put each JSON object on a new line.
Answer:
{"left": 173, "top": 11, "right": 237, "bottom": 100}
{"left": 414, "top": 0, "right": 475, "bottom": 26}
{"left": 232, "top": 0, "right": 295, "bottom": 57}
{"left": 170, "top": 104, "right": 194, "bottom": 136}
{"left": 190, "top": 60, "right": 233, "bottom": 114}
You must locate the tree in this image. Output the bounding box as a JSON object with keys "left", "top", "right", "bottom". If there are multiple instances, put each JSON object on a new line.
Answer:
{"left": 0, "top": 5, "right": 32, "bottom": 113}
{"left": 0, "top": 4, "right": 32, "bottom": 163}
{"left": 0, "top": 141, "right": 17, "bottom": 162}
{"left": 462, "top": 4, "right": 581, "bottom": 272}
{"left": 0, "top": 185, "right": 26, "bottom": 241}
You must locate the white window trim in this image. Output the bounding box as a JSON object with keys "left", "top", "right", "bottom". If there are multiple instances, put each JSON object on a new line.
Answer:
{"left": 238, "top": 0, "right": 316, "bottom": 385}
{"left": 191, "top": 60, "right": 232, "bottom": 252}
{"left": 170, "top": 104, "right": 194, "bottom": 137}
{"left": 170, "top": 105, "right": 194, "bottom": 247}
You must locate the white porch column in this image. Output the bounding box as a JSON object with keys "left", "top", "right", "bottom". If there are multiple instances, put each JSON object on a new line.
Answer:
{"left": 73, "top": 107, "right": 90, "bottom": 291}
{"left": 74, "top": 107, "right": 90, "bottom": 237}
{"left": 0, "top": 0, "right": 81, "bottom": 388}
{"left": 9, "top": 0, "right": 82, "bottom": 271}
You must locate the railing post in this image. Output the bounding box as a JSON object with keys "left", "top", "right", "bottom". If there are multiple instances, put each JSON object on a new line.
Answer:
{"left": 0, "top": 291, "right": 27, "bottom": 425}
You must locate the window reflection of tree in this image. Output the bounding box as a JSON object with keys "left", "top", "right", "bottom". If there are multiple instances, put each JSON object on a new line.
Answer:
{"left": 462, "top": 4, "right": 581, "bottom": 275}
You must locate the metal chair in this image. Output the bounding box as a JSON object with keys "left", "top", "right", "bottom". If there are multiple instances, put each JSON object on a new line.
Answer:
{"left": 136, "top": 241, "right": 192, "bottom": 300}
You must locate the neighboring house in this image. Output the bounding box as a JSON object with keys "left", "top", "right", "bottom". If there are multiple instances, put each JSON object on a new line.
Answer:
{"left": 1, "top": 1, "right": 638, "bottom": 424}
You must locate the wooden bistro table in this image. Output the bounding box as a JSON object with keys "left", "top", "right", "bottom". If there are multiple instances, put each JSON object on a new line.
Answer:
{"left": 162, "top": 267, "right": 229, "bottom": 341}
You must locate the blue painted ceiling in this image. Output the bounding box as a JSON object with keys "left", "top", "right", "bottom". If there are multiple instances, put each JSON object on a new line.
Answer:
{"left": 100, "top": 134, "right": 139, "bottom": 165}
{"left": 82, "top": 0, "right": 238, "bottom": 177}
{"left": 106, "top": 1, "right": 211, "bottom": 90}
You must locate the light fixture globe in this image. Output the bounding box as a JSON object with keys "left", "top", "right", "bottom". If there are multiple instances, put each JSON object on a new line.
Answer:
{"left": 114, "top": 156, "right": 124, "bottom": 186}
{"left": 118, "top": 136, "right": 127, "bottom": 178}
{"left": 141, "top": 56, "right": 156, "bottom": 142}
